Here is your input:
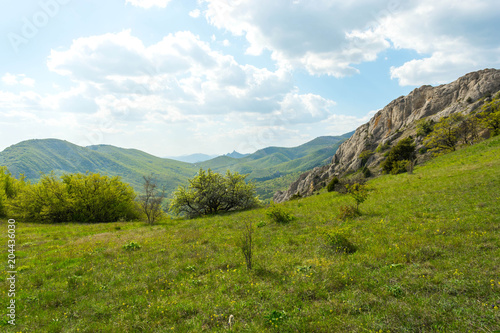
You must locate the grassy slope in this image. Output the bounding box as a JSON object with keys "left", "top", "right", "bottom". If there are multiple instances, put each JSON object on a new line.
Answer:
{"left": 1, "top": 136, "right": 499, "bottom": 332}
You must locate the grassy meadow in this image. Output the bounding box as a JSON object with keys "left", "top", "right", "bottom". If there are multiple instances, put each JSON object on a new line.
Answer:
{"left": 1, "top": 136, "right": 500, "bottom": 332}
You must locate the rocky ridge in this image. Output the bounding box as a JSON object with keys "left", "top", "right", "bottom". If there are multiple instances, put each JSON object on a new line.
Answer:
{"left": 274, "top": 68, "right": 500, "bottom": 203}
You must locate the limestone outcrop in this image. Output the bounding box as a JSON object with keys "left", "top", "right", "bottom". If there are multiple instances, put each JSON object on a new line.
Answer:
{"left": 274, "top": 68, "right": 500, "bottom": 203}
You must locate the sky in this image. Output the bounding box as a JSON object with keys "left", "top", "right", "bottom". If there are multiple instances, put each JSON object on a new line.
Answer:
{"left": 1, "top": 0, "right": 499, "bottom": 157}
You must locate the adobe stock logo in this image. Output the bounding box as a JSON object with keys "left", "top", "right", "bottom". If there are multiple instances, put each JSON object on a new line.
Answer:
{"left": 7, "top": 0, "right": 72, "bottom": 53}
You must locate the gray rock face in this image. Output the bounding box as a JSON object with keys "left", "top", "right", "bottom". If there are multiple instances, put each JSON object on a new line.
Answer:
{"left": 274, "top": 68, "right": 500, "bottom": 203}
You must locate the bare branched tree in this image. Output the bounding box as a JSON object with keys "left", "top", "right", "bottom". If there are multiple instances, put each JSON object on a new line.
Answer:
{"left": 140, "top": 174, "right": 165, "bottom": 225}
{"left": 238, "top": 220, "right": 254, "bottom": 270}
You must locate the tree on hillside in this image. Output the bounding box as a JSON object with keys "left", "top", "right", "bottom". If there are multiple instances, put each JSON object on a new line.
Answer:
{"left": 346, "top": 183, "right": 369, "bottom": 212}
{"left": 424, "top": 113, "right": 464, "bottom": 154}
{"left": 458, "top": 115, "right": 480, "bottom": 145}
{"left": 170, "top": 169, "right": 259, "bottom": 218}
{"left": 139, "top": 174, "right": 165, "bottom": 225}
{"left": 416, "top": 118, "right": 435, "bottom": 138}
{"left": 381, "top": 137, "right": 416, "bottom": 174}
{"left": 479, "top": 94, "right": 500, "bottom": 136}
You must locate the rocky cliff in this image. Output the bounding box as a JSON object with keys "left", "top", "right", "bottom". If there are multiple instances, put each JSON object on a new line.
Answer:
{"left": 274, "top": 68, "right": 500, "bottom": 203}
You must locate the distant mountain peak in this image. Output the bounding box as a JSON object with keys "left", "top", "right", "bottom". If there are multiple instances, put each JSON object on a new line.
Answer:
{"left": 224, "top": 151, "right": 248, "bottom": 159}
{"left": 166, "top": 153, "right": 218, "bottom": 164}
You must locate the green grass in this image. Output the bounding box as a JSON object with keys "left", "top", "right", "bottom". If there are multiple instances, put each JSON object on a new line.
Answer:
{"left": 1, "top": 136, "right": 499, "bottom": 332}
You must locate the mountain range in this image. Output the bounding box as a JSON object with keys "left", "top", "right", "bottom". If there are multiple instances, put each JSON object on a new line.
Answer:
{"left": 0, "top": 133, "right": 352, "bottom": 200}
{"left": 6, "top": 69, "right": 498, "bottom": 204}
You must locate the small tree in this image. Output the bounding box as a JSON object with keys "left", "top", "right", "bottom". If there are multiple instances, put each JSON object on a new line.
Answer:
{"left": 345, "top": 183, "right": 369, "bottom": 212}
{"left": 479, "top": 94, "right": 500, "bottom": 136}
{"left": 458, "top": 115, "right": 480, "bottom": 145}
{"left": 140, "top": 174, "right": 165, "bottom": 225}
{"left": 416, "top": 118, "right": 435, "bottom": 138}
{"left": 381, "top": 137, "right": 416, "bottom": 174}
{"left": 170, "top": 169, "right": 259, "bottom": 218}
{"left": 423, "top": 113, "right": 463, "bottom": 154}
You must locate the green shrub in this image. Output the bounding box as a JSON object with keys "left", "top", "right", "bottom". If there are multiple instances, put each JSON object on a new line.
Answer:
{"left": 9, "top": 172, "right": 138, "bottom": 223}
{"left": 362, "top": 166, "right": 372, "bottom": 178}
{"left": 123, "top": 241, "right": 141, "bottom": 251}
{"left": 416, "top": 118, "right": 435, "bottom": 138}
{"left": 359, "top": 150, "right": 374, "bottom": 167}
{"left": 337, "top": 205, "right": 359, "bottom": 220}
{"left": 390, "top": 159, "right": 409, "bottom": 175}
{"left": 326, "top": 177, "right": 339, "bottom": 192}
{"left": 376, "top": 142, "right": 391, "bottom": 153}
{"left": 323, "top": 230, "right": 357, "bottom": 254}
{"left": 264, "top": 310, "right": 287, "bottom": 327}
{"left": 381, "top": 137, "right": 416, "bottom": 174}
{"left": 266, "top": 204, "right": 294, "bottom": 223}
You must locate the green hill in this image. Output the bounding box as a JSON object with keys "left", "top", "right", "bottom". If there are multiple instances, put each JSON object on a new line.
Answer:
{"left": 199, "top": 133, "right": 353, "bottom": 198}
{"left": 0, "top": 134, "right": 352, "bottom": 200}
{"left": 2, "top": 134, "right": 499, "bottom": 332}
{"left": 0, "top": 139, "right": 198, "bottom": 195}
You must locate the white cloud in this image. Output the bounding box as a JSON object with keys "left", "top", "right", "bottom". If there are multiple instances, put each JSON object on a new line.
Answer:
{"left": 202, "top": 0, "right": 392, "bottom": 77}
{"left": 125, "top": 0, "right": 172, "bottom": 9}
{"left": 382, "top": 0, "right": 500, "bottom": 85}
{"left": 20, "top": 29, "right": 355, "bottom": 156}
{"left": 324, "top": 109, "right": 378, "bottom": 135}
{"left": 189, "top": 9, "right": 201, "bottom": 18}
{"left": 201, "top": 0, "right": 500, "bottom": 84}
{"left": 2, "top": 73, "right": 35, "bottom": 87}
{"left": 43, "top": 29, "right": 339, "bottom": 151}
{"left": 275, "top": 93, "right": 336, "bottom": 124}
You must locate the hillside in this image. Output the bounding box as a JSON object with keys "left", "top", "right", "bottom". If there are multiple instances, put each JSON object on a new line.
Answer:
{"left": 0, "top": 139, "right": 198, "bottom": 194}
{"left": 2, "top": 134, "right": 499, "bottom": 332}
{"left": 200, "top": 133, "right": 352, "bottom": 181}
{"left": 0, "top": 134, "right": 352, "bottom": 200}
{"left": 275, "top": 68, "right": 500, "bottom": 202}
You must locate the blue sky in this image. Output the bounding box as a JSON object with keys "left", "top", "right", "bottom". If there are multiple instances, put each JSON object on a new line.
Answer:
{"left": 1, "top": 0, "right": 499, "bottom": 157}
